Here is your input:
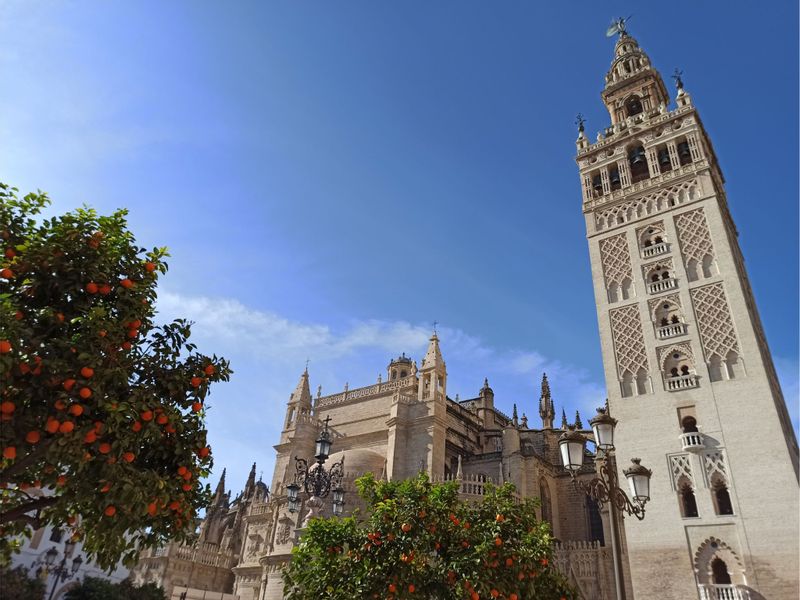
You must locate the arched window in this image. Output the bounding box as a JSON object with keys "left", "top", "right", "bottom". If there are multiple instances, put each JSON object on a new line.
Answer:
{"left": 586, "top": 497, "right": 605, "bottom": 545}
{"left": 400, "top": 370, "right": 407, "bottom": 378}
{"left": 679, "top": 481, "right": 699, "bottom": 517}
{"left": 540, "top": 479, "right": 553, "bottom": 528}
{"left": 713, "top": 480, "right": 734, "bottom": 515}
{"left": 681, "top": 416, "right": 698, "bottom": 433}
{"left": 625, "top": 95, "right": 643, "bottom": 117}
{"left": 711, "top": 558, "right": 732, "bottom": 585}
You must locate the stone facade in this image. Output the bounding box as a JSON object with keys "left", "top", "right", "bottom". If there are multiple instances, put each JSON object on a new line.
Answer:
{"left": 577, "top": 29, "right": 799, "bottom": 600}
{"left": 132, "top": 351, "right": 620, "bottom": 600}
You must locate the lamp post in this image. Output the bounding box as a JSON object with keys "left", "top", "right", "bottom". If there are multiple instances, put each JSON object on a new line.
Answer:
{"left": 559, "top": 407, "right": 652, "bottom": 600}
{"left": 41, "top": 539, "right": 83, "bottom": 600}
{"left": 287, "top": 416, "right": 346, "bottom": 518}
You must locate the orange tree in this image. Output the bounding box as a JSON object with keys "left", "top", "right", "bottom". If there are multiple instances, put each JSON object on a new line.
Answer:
{"left": 283, "top": 473, "right": 575, "bottom": 600}
{"left": 0, "top": 184, "right": 231, "bottom": 569}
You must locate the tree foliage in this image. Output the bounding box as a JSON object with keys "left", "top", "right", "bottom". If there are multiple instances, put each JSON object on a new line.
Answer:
{"left": 283, "top": 473, "right": 575, "bottom": 600}
{"left": 0, "top": 184, "right": 231, "bottom": 569}
{"left": 0, "top": 565, "right": 46, "bottom": 600}
{"left": 64, "top": 577, "right": 166, "bottom": 600}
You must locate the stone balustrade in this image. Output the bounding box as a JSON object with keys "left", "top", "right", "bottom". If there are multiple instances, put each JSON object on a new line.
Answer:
{"left": 667, "top": 374, "right": 699, "bottom": 391}
{"left": 698, "top": 584, "right": 753, "bottom": 600}
{"left": 642, "top": 241, "right": 669, "bottom": 258}
{"left": 680, "top": 431, "right": 705, "bottom": 452}
{"left": 657, "top": 322, "right": 688, "bottom": 339}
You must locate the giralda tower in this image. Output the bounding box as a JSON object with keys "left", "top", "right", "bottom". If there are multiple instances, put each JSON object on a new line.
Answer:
{"left": 575, "top": 25, "right": 799, "bottom": 599}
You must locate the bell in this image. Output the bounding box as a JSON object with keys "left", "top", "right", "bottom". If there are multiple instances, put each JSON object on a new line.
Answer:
{"left": 659, "top": 149, "right": 671, "bottom": 166}
{"left": 592, "top": 175, "right": 603, "bottom": 191}
{"left": 629, "top": 147, "right": 645, "bottom": 165}
{"left": 610, "top": 170, "right": 621, "bottom": 185}
{"left": 678, "top": 142, "right": 691, "bottom": 158}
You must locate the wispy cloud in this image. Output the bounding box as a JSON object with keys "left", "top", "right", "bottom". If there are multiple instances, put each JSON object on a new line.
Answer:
{"left": 154, "top": 290, "right": 606, "bottom": 490}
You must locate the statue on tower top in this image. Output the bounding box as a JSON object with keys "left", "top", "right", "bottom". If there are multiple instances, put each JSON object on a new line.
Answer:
{"left": 606, "top": 15, "right": 632, "bottom": 38}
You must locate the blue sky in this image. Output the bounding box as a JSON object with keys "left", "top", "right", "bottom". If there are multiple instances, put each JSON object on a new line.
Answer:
{"left": 1, "top": 1, "right": 797, "bottom": 494}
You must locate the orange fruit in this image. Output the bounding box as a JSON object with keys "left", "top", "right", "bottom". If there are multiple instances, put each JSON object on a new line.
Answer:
{"left": 3, "top": 446, "right": 16, "bottom": 460}
{"left": 495, "top": 537, "right": 503, "bottom": 546}
{"left": 69, "top": 404, "right": 84, "bottom": 417}
{"left": 472, "top": 593, "right": 479, "bottom": 600}
{"left": 45, "top": 419, "right": 60, "bottom": 434}
{"left": 510, "top": 595, "right": 518, "bottom": 600}
{"left": 57, "top": 475, "right": 67, "bottom": 486}
{"left": 401, "top": 523, "right": 412, "bottom": 533}
{"left": 490, "top": 590, "right": 499, "bottom": 598}
{"left": 63, "top": 379, "right": 76, "bottom": 391}
{"left": 147, "top": 502, "right": 158, "bottom": 516}
{"left": 182, "top": 483, "right": 192, "bottom": 492}
{"left": 98, "top": 330, "right": 106, "bottom": 337}
{"left": 80, "top": 367, "right": 94, "bottom": 378}
{"left": 79, "top": 387, "right": 92, "bottom": 399}
{"left": 121, "top": 341, "right": 132, "bottom": 351}
{"left": 141, "top": 410, "right": 153, "bottom": 421}
{"left": 129, "top": 319, "right": 141, "bottom": 329}
{"left": 177, "top": 466, "right": 187, "bottom": 475}
{"left": 144, "top": 262, "right": 156, "bottom": 272}
{"left": 0, "top": 340, "right": 11, "bottom": 353}
{"left": 204, "top": 364, "right": 215, "bottom": 376}
{"left": 197, "top": 446, "right": 210, "bottom": 458}
{"left": 182, "top": 471, "right": 191, "bottom": 481}
{"left": 85, "top": 282, "right": 98, "bottom": 294}
{"left": 190, "top": 377, "right": 202, "bottom": 388}
{"left": 25, "top": 431, "right": 41, "bottom": 444}
{"left": 169, "top": 500, "right": 180, "bottom": 511}
{"left": 157, "top": 414, "right": 168, "bottom": 425}
{"left": 99, "top": 283, "right": 112, "bottom": 295}
{"left": 388, "top": 584, "right": 396, "bottom": 593}
{"left": 506, "top": 558, "right": 514, "bottom": 567}
{"left": 127, "top": 329, "right": 137, "bottom": 339}
{"left": 18, "top": 362, "right": 30, "bottom": 374}
{"left": 4, "top": 248, "right": 15, "bottom": 258}
{"left": 0, "top": 401, "right": 14, "bottom": 414}
{"left": 104, "top": 505, "right": 116, "bottom": 517}
{"left": 101, "top": 482, "right": 111, "bottom": 492}
{"left": 191, "top": 402, "right": 202, "bottom": 413}
{"left": 122, "top": 452, "right": 135, "bottom": 463}
{"left": 55, "top": 399, "right": 66, "bottom": 410}
{"left": 131, "top": 421, "right": 142, "bottom": 432}
{"left": 496, "top": 514, "right": 505, "bottom": 522}
{"left": 540, "top": 558, "right": 548, "bottom": 567}
{"left": 15, "top": 311, "right": 23, "bottom": 320}
{"left": 84, "top": 431, "right": 97, "bottom": 444}
{"left": 1, "top": 268, "right": 14, "bottom": 279}
{"left": 58, "top": 421, "right": 74, "bottom": 434}
{"left": 98, "top": 443, "right": 111, "bottom": 454}
{"left": 408, "top": 585, "right": 415, "bottom": 594}
{"left": 120, "top": 278, "right": 134, "bottom": 289}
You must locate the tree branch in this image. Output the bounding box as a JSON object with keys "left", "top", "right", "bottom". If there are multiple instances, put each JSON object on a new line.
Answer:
{"left": 0, "top": 496, "right": 58, "bottom": 526}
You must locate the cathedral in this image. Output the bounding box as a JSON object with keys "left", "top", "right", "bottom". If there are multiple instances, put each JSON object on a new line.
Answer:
{"left": 131, "top": 25, "right": 799, "bottom": 600}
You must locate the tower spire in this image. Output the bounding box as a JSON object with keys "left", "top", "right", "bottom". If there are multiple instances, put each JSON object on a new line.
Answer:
{"left": 574, "top": 410, "right": 583, "bottom": 429}
{"left": 539, "top": 373, "right": 555, "bottom": 429}
{"left": 212, "top": 468, "right": 227, "bottom": 506}
{"left": 561, "top": 408, "right": 568, "bottom": 430}
{"left": 244, "top": 462, "right": 256, "bottom": 497}
{"left": 512, "top": 403, "right": 519, "bottom": 427}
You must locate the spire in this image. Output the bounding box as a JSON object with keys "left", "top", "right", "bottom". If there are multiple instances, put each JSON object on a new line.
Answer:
{"left": 290, "top": 368, "right": 313, "bottom": 408}
{"left": 512, "top": 403, "right": 519, "bottom": 426}
{"left": 244, "top": 462, "right": 256, "bottom": 497}
{"left": 539, "top": 373, "right": 555, "bottom": 429}
{"left": 421, "top": 331, "right": 445, "bottom": 370}
{"left": 574, "top": 410, "right": 583, "bottom": 429}
{"left": 561, "top": 409, "right": 568, "bottom": 430}
{"left": 213, "top": 468, "right": 227, "bottom": 506}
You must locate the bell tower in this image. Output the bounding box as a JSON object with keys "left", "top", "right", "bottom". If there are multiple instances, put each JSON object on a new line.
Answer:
{"left": 577, "top": 24, "right": 798, "bottom": 600}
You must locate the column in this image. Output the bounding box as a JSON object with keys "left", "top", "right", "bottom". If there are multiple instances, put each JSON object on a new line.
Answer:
{"left": 617, "top": 159, "right": 632, "bottom": 188}
{"left": 645, "top": 147, "right": 660, "bottom": 177}
{"left": 667, "top": 141, "right": 680, "bottom": 170}
{"left": 686, "top": 134, "right": 702, "bottom": 162}
{"left": 600, "top": 167, "right": 611, "bottom": 195}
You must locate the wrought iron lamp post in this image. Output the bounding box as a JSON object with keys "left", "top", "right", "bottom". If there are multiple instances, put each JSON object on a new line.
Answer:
{"left": 41, "top": 540, "right": 83, "bottom": 600}
{"left": 287, "top": 416, "right": 346, "bottom": 517}
{"left": 559, "top": 407, "right": 653, "bottom": 600}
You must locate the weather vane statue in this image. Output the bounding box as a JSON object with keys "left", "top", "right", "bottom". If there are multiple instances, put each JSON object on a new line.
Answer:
{"left": 606, "top": 15, "right": 633, "bottom": 38}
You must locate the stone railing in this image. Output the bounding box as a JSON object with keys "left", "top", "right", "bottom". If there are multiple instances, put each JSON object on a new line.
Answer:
{"left": 680, "top": 431, "right": 705, "bottom": 452}
{"left": 667, "top": 374, "right": 699, "bottom": 391}
{"left": 553, "top": 540, "right": 610, "bottom": 600}
{"left": 698, "top": 584, "right": 753, "bottom": 600}
{"left": 249, "top": 502, "right": 273, "bottom": 516}
{"left": 170, "top": 543, "right": 237, "bottom": 569}
{"left": 647, "top": 278, "right": 678, "bottom": 294}
{"left": 315, "top": 376, "right": 416, "bottom": 408}
{"left": 657, "top": 323, "right": 688, "bottom": 340}
{"left": 642, "top": 242, "right": 669, "bottom": 258}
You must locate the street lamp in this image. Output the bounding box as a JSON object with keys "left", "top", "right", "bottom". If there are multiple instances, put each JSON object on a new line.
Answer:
{"left": 558, "top": 406, "right": 653, "bottom": 600}
{"left": 40, "top": 539, "right": 83, "bottom": 600}
{"left": 288, "top": 416, "right": 346, "bottom": 517}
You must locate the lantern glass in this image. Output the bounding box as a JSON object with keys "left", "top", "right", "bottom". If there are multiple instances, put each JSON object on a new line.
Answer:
{"left": 71, "top": 555, "right": 83, "bottom": 573}
{"left": 592, "top": 420, "right": 615, "bottom": 450}
{"left": 64, "top": 539, "right": 76, "bottom": 556}
{"left": 44, "top": 546, "right": 58, "bottom": 566}
{"left": 287, "top": 497, "right": 300, "bottom": 514}
{"left": 315, "top": 436, "right": 332, "bottom": 461}
{"left": 559, "top": 434, "right": 586, "bottom": 473}
{"left": 623, "top": 459, "right": 652, "bottom": 502}
{"left": 332, "top": 502, "right": 343, "bottom": 516}
{"left": 332, "top": 486, "right": 345, "bottom": 506}
{"left": 286, "top": 482, "right": 300, "bottom": 503}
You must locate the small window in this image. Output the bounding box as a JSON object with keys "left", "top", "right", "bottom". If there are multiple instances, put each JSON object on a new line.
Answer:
{"left": 625, "top": 95, "right": 643, "bottom": 117}
{"left": 713, "top": 482, "right": 734, "bottom": 515}
{"left": 711, "top": 558, "right": 732, "bottom": 585}
{"left": 50, "top": 528, "right": 63, "bottom": 543}
{"left": 681, "top": 416, "right": 698, "bottom": 433}
{"left": 679, "top": 483, "right": 699, "bottom": 518}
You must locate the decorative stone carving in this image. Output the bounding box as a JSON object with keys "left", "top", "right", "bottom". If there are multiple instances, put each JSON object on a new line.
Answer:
{"left": 669, "top": 454, "right": 694, "bottom": 490}
{"left": 609, "top": 304, "right": 649, "bottom": 378}
{"left": 594, "top": 178, "right": 699, "bottom": 231}
{"left": 704, "top": 451, "right": 728, "bottom": 486}
{"left": 675, "top": 208, "right": 715, "bottom": 267}
{"left": 599, "top": 233, "right": 633, "bottom": 287}
{"left": 656, "top": 341, "right": 695, "bottom": 372}
{"left": 690, "top": 283, "right": 739, "bottom": 361}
